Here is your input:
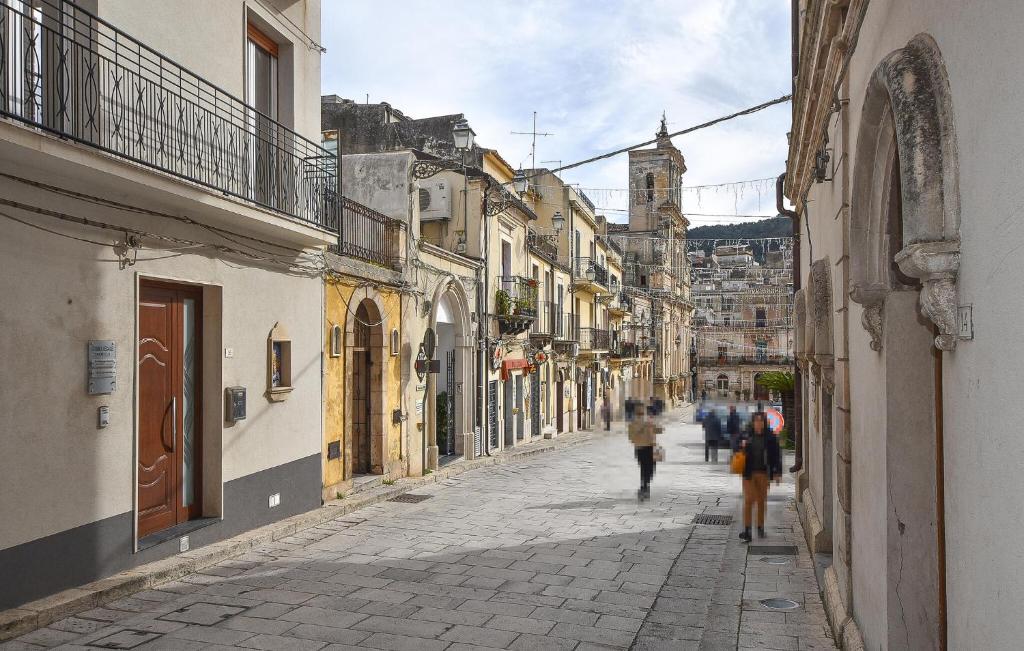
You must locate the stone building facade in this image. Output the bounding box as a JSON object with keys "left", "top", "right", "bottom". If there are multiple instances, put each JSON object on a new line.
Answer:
{"left": 786, "top": 1, "right": 1024, "bottom": 648}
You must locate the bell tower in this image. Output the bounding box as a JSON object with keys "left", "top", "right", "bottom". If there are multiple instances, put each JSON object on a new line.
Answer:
{"left": 628, "top": 113, "right": 687, "bottom": 233}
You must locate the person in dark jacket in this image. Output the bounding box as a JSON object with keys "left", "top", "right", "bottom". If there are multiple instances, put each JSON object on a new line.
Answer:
{"left": 739, "top": 411, "right": 782, "bottom": 541}
{"left": 703, "top": 408, "right": 722, "bottom": 462}
{"left": 726, "top": 405, "right": 743, "bottom": 452}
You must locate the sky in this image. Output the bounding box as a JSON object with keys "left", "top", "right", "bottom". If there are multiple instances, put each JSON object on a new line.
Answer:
{"left": 321, "top": 0, "right": 793, "bottom": 226}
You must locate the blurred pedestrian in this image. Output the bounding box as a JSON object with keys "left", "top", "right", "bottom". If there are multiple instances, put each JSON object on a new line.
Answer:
{"left": 739, "top": 411, "right": 782, "bottom": 542}
{"left": 601, "top": 391, "right": 611, "bottom": 431}
{"left": 727, "top": 405, "right": 743, "bottom": 452}
{"left": 703, "top": 407, "right": 722, "bottom": 463}
{"left": 628, "top": 403, "right": 659, "bottom": 501}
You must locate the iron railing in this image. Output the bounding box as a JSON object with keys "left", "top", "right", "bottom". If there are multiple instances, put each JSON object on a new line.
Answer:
{"left": 610, "top": 341, "right": 640, "bottom": 359}
{"left": 496, "top": 276, "right": 538, "bottom": 317}
{"left": 556, "top": 312, "right": 575, "bottom": 341}
{"left": 337, "top": 197, "right": 404, "bottom": 268}
{"left": 579, "top": 327, "right": 610, "bottom": 351}
{"left": 529, "top": 300, "right": 559, "bottom": 337}
{"left": 527, "top": 229, "right": 560, "bottom": 263}
{"left": 0, "top": 0, "right": 338, "bottom": 229}
{"left": 698, "top": 355, "right": 794, "bottom": 366}
{"left": 573, "top": 257, "right": 608, "bottom": 287}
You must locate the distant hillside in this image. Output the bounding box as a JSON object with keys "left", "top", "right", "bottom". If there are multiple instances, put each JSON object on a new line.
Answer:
{"left": 688, "top": 216, "right": 793, "bottom": 262}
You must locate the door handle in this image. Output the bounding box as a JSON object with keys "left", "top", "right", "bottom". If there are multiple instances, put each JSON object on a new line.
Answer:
{"left": 164, "top": 397, "right": 177, "bottom": 452}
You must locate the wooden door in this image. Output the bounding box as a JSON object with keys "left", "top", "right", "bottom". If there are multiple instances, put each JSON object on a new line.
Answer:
{"left": 138, "top": 282, "right": 202, "bottom": 538}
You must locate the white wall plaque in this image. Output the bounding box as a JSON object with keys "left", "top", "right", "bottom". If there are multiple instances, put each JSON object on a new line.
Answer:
{"left": 958, "top": 305, "right": 973, "bottom": 340}
{"left": 87, "top": 340, "right": 116, "bottom": 395}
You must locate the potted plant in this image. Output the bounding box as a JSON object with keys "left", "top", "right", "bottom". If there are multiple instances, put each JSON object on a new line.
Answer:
{"left": 496, "top": 289, "right": 512, "bottom": 316}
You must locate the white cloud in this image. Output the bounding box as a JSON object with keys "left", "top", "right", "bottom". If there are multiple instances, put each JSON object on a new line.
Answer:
{"left": 322, "top": 0, "right": 792, "bottom": 225}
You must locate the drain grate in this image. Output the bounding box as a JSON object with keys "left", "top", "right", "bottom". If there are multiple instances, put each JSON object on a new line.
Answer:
{"left": 389, "top": 493, "right": 432, "bottom": 503}
{"left": 748, "top": 544, "right": 798, "bottom": 555}
{"left": 760, "top": 597, "right": 800, "bottom": 611}
{"left": 692, "top": 513, "right": 733, "bottom": 526}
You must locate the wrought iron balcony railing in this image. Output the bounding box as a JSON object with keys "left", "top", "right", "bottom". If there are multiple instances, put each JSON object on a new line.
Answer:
{"left": 555, "top": 312, "right": 575, "bottom": 341}
{"left": 336, "top": 197, "right": 404, "bottom": 269}
{"left": 610, "top": 341, "right": 640, "bottom": 359}
{"left": 496, "top": 276, "right": 538, "bottom": 317}
{"left": 573, "top": 257, "right": 608, "bottom": 287}
{"left": 527, "top": 229, "right": 560, "bottom": 264}
{"left": 0, "top": 0, "right": 338, "bottom": 230}
{"left": 697, "top": 355, "right": 794, "bottom": 366}
{"left": 529, "top": 300, "right": 560, "bottom": 337}
{"left": 578, "top": 327, "right": 610, "bottom": 351}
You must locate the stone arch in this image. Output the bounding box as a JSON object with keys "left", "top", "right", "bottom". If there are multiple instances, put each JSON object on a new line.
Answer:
{"left": 345, "top": 287, "right": 389, "bottom": 476}
{"left": 425, "top": 277, "right": 474, "bottom": 468}
{"left": 850, "top": 33, "right": 961, "bottom": 351}
{"left": 844, "top": 32, "right": 956, "bottom": 648}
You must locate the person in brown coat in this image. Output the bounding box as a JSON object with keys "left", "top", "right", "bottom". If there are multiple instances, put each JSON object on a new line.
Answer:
{"left": 628, "top": 403, "right": 660, "bottom": 501}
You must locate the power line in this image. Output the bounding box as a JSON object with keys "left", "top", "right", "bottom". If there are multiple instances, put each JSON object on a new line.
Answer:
{"left": 539, "top": 95, "right": 792, "bottom": 177}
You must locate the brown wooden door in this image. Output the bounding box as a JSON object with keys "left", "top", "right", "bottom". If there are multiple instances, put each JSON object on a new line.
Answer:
{"left": 352, "top": 349, "right": 371, "bottom": 474}
{"left": 138, "top": 282, "right": 202, "bottom": 538}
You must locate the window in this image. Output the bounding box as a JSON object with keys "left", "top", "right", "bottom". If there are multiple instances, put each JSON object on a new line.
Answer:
{"left": 246, "top": 23, "right": 278, "bottom": 119}
{"left": 755, "top": 308, "right": 767, "bottom": 328}
{"left": 267, "top": 322, "right": 292, "bottom": 401}
{"left": 756, "top": 340, "right": 768, "bottom": 363}
{"left": 645, "top": 173, "right": 655, "bottom": 203}
{"left": 716, "top": 374, "right": 729, "bottom": 391}
{"left": 391, "top": 329, "right": 400, "bottom": 356}
{"left": 330, "top": 324, "right": 342, "bottom": 357}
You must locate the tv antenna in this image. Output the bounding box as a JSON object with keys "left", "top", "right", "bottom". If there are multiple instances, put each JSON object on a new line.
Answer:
{"left": 511, "top": 111, "right": 553, "bottom": 170}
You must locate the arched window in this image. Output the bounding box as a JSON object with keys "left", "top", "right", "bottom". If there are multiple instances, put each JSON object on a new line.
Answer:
{"left": 330, "top": 324, "right": 342, "bottom": 357}
{"left": 645, "top": 172, "right": 655, "bottom": 203}
{"left": 716, "top": 374, "right": 729, "bottom": 391}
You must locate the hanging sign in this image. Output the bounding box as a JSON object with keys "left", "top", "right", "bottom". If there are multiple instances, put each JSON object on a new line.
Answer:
{"left": 491, "top": 344, "right": 504, "bottom": 370}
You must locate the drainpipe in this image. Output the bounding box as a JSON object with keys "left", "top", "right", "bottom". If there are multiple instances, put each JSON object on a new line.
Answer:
{"left": 777, "top": 173, "right": 802, "bottom": 473}
{"left": 482, "top": 174, "right": 493, "bottom": 456}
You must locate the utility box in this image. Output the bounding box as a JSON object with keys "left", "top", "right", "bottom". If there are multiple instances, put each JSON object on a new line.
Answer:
{"left": 226, "top": 386, "right": 246, "bottom": 422}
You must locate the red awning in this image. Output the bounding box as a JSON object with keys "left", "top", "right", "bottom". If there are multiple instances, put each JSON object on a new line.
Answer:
{"left": 501, "top": 358, "right": 530, "bottom": 380}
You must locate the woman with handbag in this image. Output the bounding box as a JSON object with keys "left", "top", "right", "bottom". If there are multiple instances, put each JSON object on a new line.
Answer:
{"left": 737, "top": 412, "right": 782, "bottom": 541}
{"left": 628, "top": 403, "right": 661, "bottom": 501}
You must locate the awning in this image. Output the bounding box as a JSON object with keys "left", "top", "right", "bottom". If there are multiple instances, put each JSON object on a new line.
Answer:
{"left": 501, "top": 358, "right": 530, "bottom": 380}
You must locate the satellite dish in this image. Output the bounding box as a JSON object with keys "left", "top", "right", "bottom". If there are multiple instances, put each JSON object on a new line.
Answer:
{"left": 423, "top": 327, "right": 437, "bottom": 360}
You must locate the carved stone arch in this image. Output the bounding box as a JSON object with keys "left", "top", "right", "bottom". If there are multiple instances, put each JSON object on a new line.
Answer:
{"left": 850, "top": 33, "right": 962, "bottom": 351}
{"left": 426, "top": 275, "right": 475, "bottom": 467}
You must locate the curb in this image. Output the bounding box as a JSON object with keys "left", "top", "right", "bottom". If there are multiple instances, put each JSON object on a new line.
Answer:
{"left": 0, "top": 427, "right": 597, "bottom": 641}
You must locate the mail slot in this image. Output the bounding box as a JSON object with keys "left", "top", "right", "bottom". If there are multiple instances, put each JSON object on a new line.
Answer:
{"left": 226, "top": 386, "right": 246, "bottom": 422}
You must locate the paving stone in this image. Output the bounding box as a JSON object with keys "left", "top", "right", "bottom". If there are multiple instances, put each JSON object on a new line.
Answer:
{"left": 352, "top": 614, "right": 451, "bottom": 638}
{"left": 167, "top": 623, "right": 257, "bottom": 645}
{"left": 486, "top": 614, "right": 555, "bottom": 636}
{"left": 548, "top": 622, "right": 634, "bottom": 647}
{"left": 220, "top": 614, "right": 298, "bottom": 635}
{"left": 237, "top": 633, "right": 329, "bottom": 650}
{"left": 359, "top": 631, "right": 451, "bottom": 651}
{"left": 441, "top": 624, "right": 519, "bottom": 648}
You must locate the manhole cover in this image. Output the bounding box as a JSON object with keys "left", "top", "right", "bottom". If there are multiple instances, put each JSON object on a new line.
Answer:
{"left": 760, "top": 598, "right": 800, "bottom": 611}
{"left": 760, "top": 557, "right": 791, "bottom": 565}
{"left": 692, "top": 514, "right": 733, "bottom": 526}
{"left": 748, "top": 544, "right": 797, "bottom": 555}
{"left": 389, "top": 493, "right": 432, "bottom": 503}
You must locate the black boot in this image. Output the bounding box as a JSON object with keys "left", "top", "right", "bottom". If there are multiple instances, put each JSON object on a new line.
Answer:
{"left": 738, "top": 528, "right": 752, "bottom": 542}
{"left": 757, "top": 527, "right": 767, "bottom": 538}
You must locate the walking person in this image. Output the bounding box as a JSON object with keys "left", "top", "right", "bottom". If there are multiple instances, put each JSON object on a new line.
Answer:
{"left": 628, "top": 403, "right": 659, "bottom": 501}
{"left": 727, "top": 405, "right": 743, "bottom": 453}
{"left": 601, "top": 390, "right": 612, "bottom": 431}
{"left": 703, "top": 407, "right": 722, "bottom": 463}
{"left": 739, "top": 411, "right": 782, "bottom": 541}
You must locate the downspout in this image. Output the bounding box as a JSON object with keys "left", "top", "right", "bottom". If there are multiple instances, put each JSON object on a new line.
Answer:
{"left": 567, "top": 187, "right": 576, "bottom": 432}
{"left": 777, "top": 173, "right": 802, "bottom": 473}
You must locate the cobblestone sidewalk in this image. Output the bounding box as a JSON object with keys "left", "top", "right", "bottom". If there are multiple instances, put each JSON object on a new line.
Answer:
{"left": 3, "top": 410, "right": 834, "bottom": 650}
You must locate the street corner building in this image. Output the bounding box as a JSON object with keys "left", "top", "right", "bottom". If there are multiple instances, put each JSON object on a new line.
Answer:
{"left": 786, "top": 0, "right": 1024, "bottom": 648}
{"left": 0, "top": 0, "right": 330, "bottom": 610}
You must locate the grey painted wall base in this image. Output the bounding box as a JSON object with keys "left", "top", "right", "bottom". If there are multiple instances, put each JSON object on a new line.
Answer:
{"left": 0, "top": 453, "right": 320, "bottom": 610}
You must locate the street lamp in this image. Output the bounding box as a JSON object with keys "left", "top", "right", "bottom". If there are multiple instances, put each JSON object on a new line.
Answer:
{"left": 551, "top": 210, "right": 565, "bottom": 234}
{"left": 584, "top": 263, "right": 596, "bottom": 281}
{"left": 512, "top": 168, "right": 529, "bottom": 195}
{"left": 452, "top": 118, "right": 475, "bottom": 151}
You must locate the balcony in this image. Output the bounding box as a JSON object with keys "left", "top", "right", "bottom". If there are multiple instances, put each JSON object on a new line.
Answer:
{"left": 529, "top": 300, "right": 558, "bottom": 342}
{"left": 698, "top": 355, "right": 794, "bottom": 366}
{"left": 608, "top": 291, "right": 632, "bottom": 316}
{"left": 335, "top": 198, "right": 404, "bottom": 269}
{"left": 0, "top": 0, "right": 337, "bottom": 231}
{"left": 527, "top": 229, "right": 561, "bottom": 265}
{"left": 573, "top": 257, "right": 608, "bottom": 293}
{"left": 610, "top": 341, "right": 640, "bottom": 360}
{"left": 578, "top": 327, "right": 610, "bottom": 353}
{"left": 495, "top": 276, "right": 538, "bottom": 335}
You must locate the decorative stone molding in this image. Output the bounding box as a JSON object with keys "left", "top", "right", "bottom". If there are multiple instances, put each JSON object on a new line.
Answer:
{"left": 894, "top": 240, "right": 961, "bottom": 350}
{"left": 849, "top": 283, "right": 887, "bottom": 351}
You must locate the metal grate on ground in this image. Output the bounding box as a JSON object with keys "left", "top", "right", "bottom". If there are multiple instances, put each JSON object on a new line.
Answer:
{"left": 692, "top": 513, "right": 733, "bottom": 525}
{"left": 747, "top": 544, "right": 798, "bottom": 555}
{"left": 388, "top": 493, "right": 432, "bottom": 503}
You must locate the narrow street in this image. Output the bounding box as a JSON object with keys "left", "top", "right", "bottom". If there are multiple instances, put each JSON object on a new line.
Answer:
{"left": 8, "top": 411, "right": 833, "bottom": 651}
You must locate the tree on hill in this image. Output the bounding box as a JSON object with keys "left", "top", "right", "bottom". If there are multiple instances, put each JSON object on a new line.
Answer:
{"left": 687, "top": 216, "right": 793, "bottom": 263}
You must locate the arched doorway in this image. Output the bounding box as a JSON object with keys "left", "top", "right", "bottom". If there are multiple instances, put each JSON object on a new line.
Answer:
{"left": 347, "top": 297, "right": 386, "bottom": 476}
{"left": 753, "top": 373, "right": 769, "bottom": 401}
{"left": 847, "top": 33, "right": 960, "bottom": 649}
{"left": 426, "top": 280, "right": 473, "bottom": 468}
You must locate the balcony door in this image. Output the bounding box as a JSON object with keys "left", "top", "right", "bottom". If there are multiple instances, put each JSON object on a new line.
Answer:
{"left": 138, "top": 281, "right": 203, "bottom": 539}
{"left": 246, "top": 23, "right": 279, "bottom": 209}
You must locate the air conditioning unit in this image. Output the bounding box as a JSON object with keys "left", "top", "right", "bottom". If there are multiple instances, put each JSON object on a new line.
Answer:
{"left": 419, "top": 180, "right": 451, "bottom": 221}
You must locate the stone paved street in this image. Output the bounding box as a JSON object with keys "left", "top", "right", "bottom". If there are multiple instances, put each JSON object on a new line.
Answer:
{"left": 4, "top": 409, "right": 835, "bottom": 650}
